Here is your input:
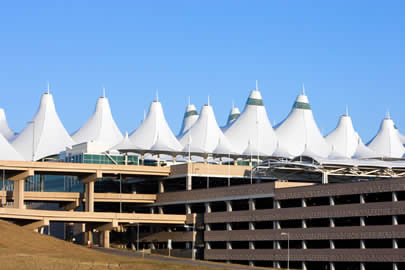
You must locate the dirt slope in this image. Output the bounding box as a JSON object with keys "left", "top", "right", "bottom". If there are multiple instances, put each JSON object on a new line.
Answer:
{"left": 0, "top": 220, "right": 217, "bottom": 270}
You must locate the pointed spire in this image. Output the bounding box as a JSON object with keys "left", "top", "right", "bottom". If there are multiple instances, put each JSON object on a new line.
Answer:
{"left": 256, "top": 80, "right": 258, "bottom": 90}
{"left": 302, "top": 83, "right": 305, "bottom": 95}
{"left": 232, "top": 100, "right": 234, "bottom": 109}
{"left": 345, "top": 105, "right": 349, "bottom": 116}
{"left": 208, "top": 95, "right": 210, "bottom": 106}
{"left": 143, "top": 109, "right": 146, "bottom": 120}
{"left": 47, "top": 81, "right": 50, "bottom": 94}
{"left": 156, "top": 89, "right": 159, "bottom": 102}
{"left": 386, "top": 109, "right": 391, "bottom": 119}
{"left": 102, "top": 87, "right": 106, "bottom": 98}
{"left": 188, "top": 96, "right": 190, "bottom": 106}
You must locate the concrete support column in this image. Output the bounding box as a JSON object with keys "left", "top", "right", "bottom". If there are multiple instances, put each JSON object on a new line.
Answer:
{"left": 274, "top": 261, "right": 280, "bottom": 268}
{"left": 13, "top": 179, "right": 25, "bottom": 209}
{"left": 302, "top": 219, "right": 307, "bottom": 228}
{"left": 206, "top": 224, "right": 211, "bottom": 231}
{"left": 249, "top": 198, "right": 255, "bottom": 211}
{"left": 249, "top": 241, "right": 255, "bottom": 250}
{"left": 158, "top": 206, "right": 163, "bottom": 214}
{"left": 40, "top": 175, "right": 44, "bottom": 192}
{"left": 330, "top": 262, "right": 335, "bottom": 270}
{"left": 393, "top": 239, "right": 398, "bottom": 249}
{"left": 360, "top": 239, "right": 366, "bottom": 249}
{"left": 302, "top": 198, "right": 307, "bottom": 207}
{"left": 329, "top": 196, "right": 335, "bottom": 206}
{"left": 393, "top": 215, "right": 398, "bottom": 225}
{"left": 274, "top": 220, "right": 281, "bottom": 229}
{"left": 322, "top": 172, "right": 328, "bottom": 184}
{"left": 226, "top": 241, "right": 232, "bottom": 249}
{"left": 274, "top": 240, "right": 281, "bottom": 249}
{"left": 393, "top": 263, "right": 398, "bottom": 270}
{"left": 360, "top": 262, "right": 365, "bottom": 270}
{"left": 226, "top": 201, "right": 232, "bottom": 212}
{"left": 157, "top": 155, "right": 161, "bottom": 167}
{"left": 302, "top": 240, "right": 307, "bottom": 249}
{"left": 360, "top": 217, "right": 365, "bottom": 227}
{"left": 206, "top": 242, "right": 211, "bottom": 249}
{"left": 150, "top": 207, "right": 155, "bottom": 214}
{"left": 158, "top": 180, "right": 164, "bottom": 193}
{"left": 330, "top": 240, "right": 335, "bottom": 249}
{"left": 392, "top": 191, "right": 398, "bottom": 202}
{"left": 360, "top": 194, "right": 365, "bottom": 204}
{"left": 85, "top": 230, "right": 93, "bottom": 246}
{"left": 302, "top": 261, "right": 307, "bottom": 270}
{"left": 100, "top": 230, "right": 110, "bottom": 248}
{"left": 330, "top": 218, "right": 335, "bottom": 227}
{"left": 185, "top": 204, "right": 191, "bottom": 214}
{"left": 205, "top": 202, "right": 211, "bottom": 213}
{"left": 249, "top": 222, "right": 255, "bottom": 230}
{"left": 249, "top": 261, "right": 254, "bottom": 267}
{"left": 186, "top": 174, "right": 192, "bottom": 191}
{"left": 226, "top": 223, "right": 232, "bottom": 231}
{"left": 85, "top": 181, "right": 95, "bottom": 213}
{"left": 273, "top": 199, "right": 280, "bottom": 209}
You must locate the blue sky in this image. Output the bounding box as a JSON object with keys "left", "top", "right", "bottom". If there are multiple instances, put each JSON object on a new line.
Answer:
{"left": 0, "top": 1, "right": 403, "bottom": 142}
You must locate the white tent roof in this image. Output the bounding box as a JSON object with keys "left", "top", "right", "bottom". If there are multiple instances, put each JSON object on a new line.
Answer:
{"left": 276, "top": 90, "right": 330, "bottom": 158}
{"left": 352, "top": 138, "right": 378, "bottom": 159}
{"left": 221, "top": 105, "right": 240, "bottom": 132}
{"left": 367, "top": 115, "right": 405, "bottom": 158}
{"left": 12, "top": 92, "right": 75, "bottom": 161}
{"left": 242, "top": 140, "right": 270, "bottom": 157}
{"left": 0, "top": 108, "right": 15, "bottom": 141}
{"left": 177, "top": 103, "right": 198, "bottom": 138}
{"left": 129, "top": 100, "right": 182, "bottom": 151}
{"left": 179, "top": 103, "right": 234, "bottom": 153}
{"left": 72, "top": 94, "right": 123, "bottom": 149}
{"left": 110, "top": 132, "right": 141, "bottom": 151}
{"left": 224, "top": 88, "right": 277, "bottom": 155}
{"left": 325, "top": 112, "right": 360, "bottom": 158}
{"left": 213, "top": 137, "right": 237, "bottom": 155}
{"left": 0, "top": 132, "right": 23, "bottom": 160}
{"left": 399, "top": 132, "right": 405, "bottom": 145}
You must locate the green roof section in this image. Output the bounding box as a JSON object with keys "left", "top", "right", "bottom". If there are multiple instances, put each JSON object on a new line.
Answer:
{"left": 227, "top": 113, "right": 240, "bottom": 124}
{"left": 246, "top": 97, "right": 264, "bottom": 106}
{"left": 293, "top": 101, "right": 311, "bottom": 110}
{"left": 184, "top": 110, "right": 198, "bottom": 118}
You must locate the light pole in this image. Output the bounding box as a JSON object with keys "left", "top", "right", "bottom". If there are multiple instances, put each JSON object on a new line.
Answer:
{"left": 119, "top": 174, "right": 122, "bottom": 213}
{"left": 28, "top": 120, "right": 35, "bottom": 161}
{"left": 137, "top": 223, "right": 139, "bottom": 251}
{"left": 184, "top": 224, "right": 195, "bottom": 260}
{"left": 281, "top": 232, "right": 290, "bottom": 269}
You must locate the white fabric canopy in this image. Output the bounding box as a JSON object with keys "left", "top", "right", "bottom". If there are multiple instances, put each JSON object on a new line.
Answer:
{"left": 367, "top": 117, "right": 405, "bottom": 158}
{"left": 177, "top": 104, "right": 198, "bottom": 139}
{"left": 224, "top": 89, "right": 277, "bottom": 155}
{"left": 0, "top": 108, "right": 15, "bottom": 141}
{"left": 0, "top": 132, "right": 23, "bottom": 160}
{"left": 276, "top": 93, "right": 330, "bottom": 158}
{"left": 12, "top": 92, "right": 75, "bottom": 160}
{"left": 72, "top": 95, "right": 123, "bottom": 149}
{"left": 179, "top": 104, "right": 234, "bottom": 153}
{"left": 221, "top": 105, "right": 240, "bottom": 132}
{"left": 325, "top": 114, "right": 362, "bottom": 158}
{"left": 129, "top": 101, "right": 182, "bottom": 151}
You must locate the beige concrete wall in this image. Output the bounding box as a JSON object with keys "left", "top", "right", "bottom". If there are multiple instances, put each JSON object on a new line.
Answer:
{"left": 170, "top": 163, "right": 251, "bottom": 178}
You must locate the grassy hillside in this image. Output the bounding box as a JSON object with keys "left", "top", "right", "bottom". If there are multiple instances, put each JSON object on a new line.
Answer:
{"left": 0, "top": 220, "right": 222, "bottom": 270}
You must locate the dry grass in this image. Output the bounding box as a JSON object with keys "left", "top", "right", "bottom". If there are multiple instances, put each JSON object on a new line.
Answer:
{"left": 0, "top": 220, "right": 224, "bottom": 270}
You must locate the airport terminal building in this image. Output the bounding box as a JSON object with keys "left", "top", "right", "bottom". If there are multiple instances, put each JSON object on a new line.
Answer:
{"left": 0, "top": 86, "right": 405, "bottom": 270}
